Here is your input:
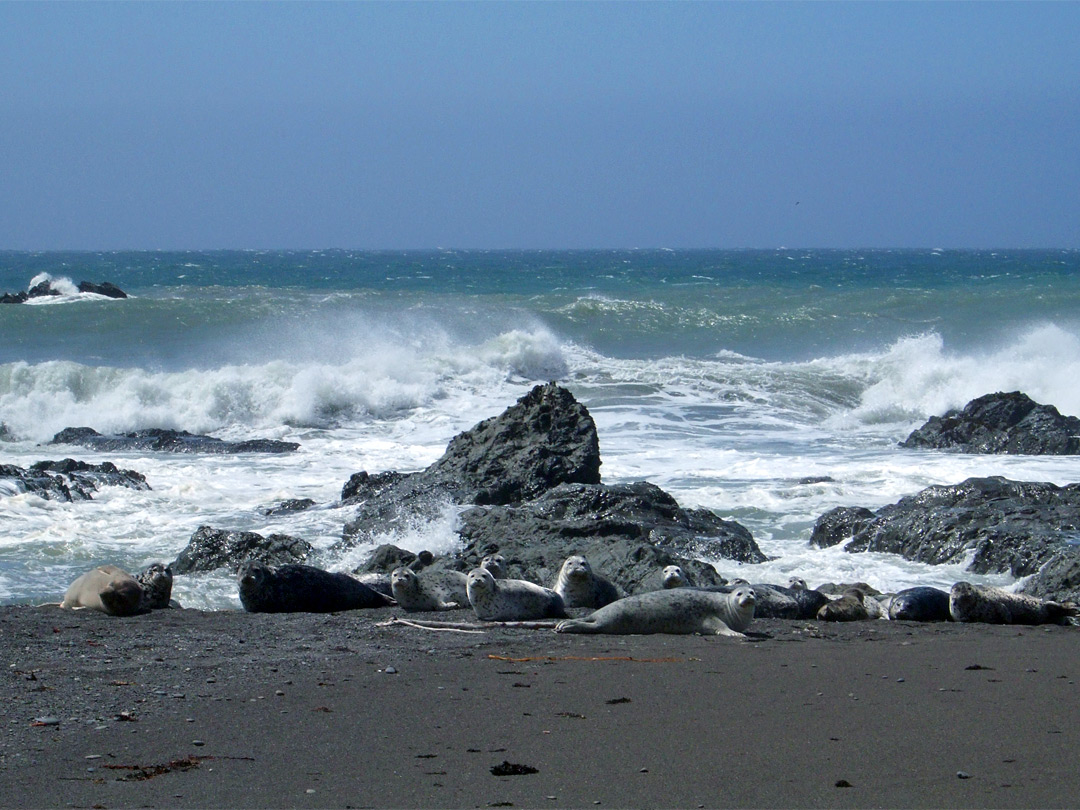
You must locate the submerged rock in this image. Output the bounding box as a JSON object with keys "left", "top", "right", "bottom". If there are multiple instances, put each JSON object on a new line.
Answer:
{"left": 809, "top": 476, "right": 1080, "bottom": 584}
{"left": 1, "top": 460, "right": 148, "bottom": 502}
{"left": 50, "top": 427, "right": 299, "bottom": 454}
{"left": 901, "top": 391, "right": 1080, "bottom": 455}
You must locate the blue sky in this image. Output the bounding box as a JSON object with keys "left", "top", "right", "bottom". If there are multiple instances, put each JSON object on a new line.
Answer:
{"left": 1, "top": 2, "right": 1077, "bottom": 250}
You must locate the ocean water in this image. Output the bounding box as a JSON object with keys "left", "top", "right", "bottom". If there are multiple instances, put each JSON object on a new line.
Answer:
{"left": 2, "top": 249, "right": 1080, "bottom": 610}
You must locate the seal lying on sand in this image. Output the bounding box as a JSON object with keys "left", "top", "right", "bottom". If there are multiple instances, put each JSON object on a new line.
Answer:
{"left": 817, "top": 587, "right": 886, "bottom": 622}
{"left": 949, "top": 581, "right": 1078, "bottom": 625}
{"left": 135, "top": 563, "right": 175, "bottom": 610}
{"left": 61, "top": 565, "right": 145, "bottom": 616}
{"left": 466, "top": 568, "right": 567, "bottom": 621}
{"left": 238, "top": 561, "right": 395, "bottom": 613}
{"left": 888, "top": 586, "right": 952, "bottom": 622}
{"left": 555, "top": 586, "right": 757, "bottom": 637}
{"left": 390, "top": 567, "right": 469, "bottom": 611}
{"left": 553, "top": 555, "right": 620, "bottom": 609}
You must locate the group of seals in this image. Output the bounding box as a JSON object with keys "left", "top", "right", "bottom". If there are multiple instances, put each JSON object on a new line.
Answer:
{"left": 60, "top": 563, "right": 175, "bottom": 616}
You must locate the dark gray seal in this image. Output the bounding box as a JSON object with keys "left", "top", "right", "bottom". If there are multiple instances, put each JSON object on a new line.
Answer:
{"left": 553, "top": 555, "right": 620, "bottom": 609}
{"left": 466, "top": 568, "right": 567, "bottom": 621}
{"left": 888, "top": 586, "right": 952, "bottom": 621}
{"left": 135, "top": 563, "right": 175, "bottom": 610}
{"left": 480, "top": 553, "right": 507, "bottom": 579}
{"left": 61, "top": 565, "right": 144, "bottom": 617}
{"left": 556, "top": 586, "right": 757, "bottom": 636}
{"left": 817, "top": 587, "right": 885, "bottom": 622}
{"left": 949, "top": 581, "right": 1078, "bottom": 625}
{"left": 238, "top": 561, "right": 395, "bottom": 613}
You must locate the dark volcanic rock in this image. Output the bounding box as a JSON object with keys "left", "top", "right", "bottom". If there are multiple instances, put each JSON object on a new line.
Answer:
{"left": 31, "top": 459, "right": 150, "bottom": 492}
{"left": 1, "top": 464, "right": 84, "bottom": 501}
{"left": 170, "top": 526, "right": 313, "bottom": 574}
{"left": 1018, "top": 547, "right": 1080, "bottom": 605}
{"left": 339, "top": 382, "right": 600, "bottom": 546}
{"left": 447, "top": 481, "right": 764, "bottom": 594}
{"left": 1, "top": 460, "right": 149, "bottom": 501}
{"left": 77, "top": 280, "right": 128, "bottom": 298}
{"left": 50, "top": 427, "right": 299, "bottom": 454}
{"left": 901, "top": 391, "right": 1080, "bottom": 455}
{"left": 262, "top": 498, "right": 316, "bottom": 516}
{"left": 809, "top": 476, "right": 1080, "bottom": 579}
{"left": 27, "top": 280, "right": 61, "bottom": 299}
{"left": 0, "top": 291, "right": 28, "bottom": 304}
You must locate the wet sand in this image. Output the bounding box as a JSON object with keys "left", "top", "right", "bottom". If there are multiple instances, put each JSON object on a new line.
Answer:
{"left": 1, "top": 605, "right": 1077, "bottom": 809}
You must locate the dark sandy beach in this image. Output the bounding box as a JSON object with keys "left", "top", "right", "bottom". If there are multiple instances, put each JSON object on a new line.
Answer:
{"left": 1, "top": 605, "right": 1077, "bottom": 809}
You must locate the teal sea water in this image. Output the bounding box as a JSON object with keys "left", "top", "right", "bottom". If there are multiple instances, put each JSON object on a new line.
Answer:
{"left": 2, "top": 249, "right": 1079, "bottom": 608}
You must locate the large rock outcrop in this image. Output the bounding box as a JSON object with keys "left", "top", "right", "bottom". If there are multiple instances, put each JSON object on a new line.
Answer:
{"left": 50, "top": 427, "right": 299, "bottom": 454}
{"left": 901, "top": 392, "right": 1080, "bottom": 455}
{"left": 337, "top": 383, "right": 761, "bottom": 592}
{"left": 810, "top": 476, "right": 1080, "bottom": 578}
{"left": 449, "top": 482, "right": 764, "bottom": 594}
{"left": 339, "top": 382, "right": 601, "bottom": 546}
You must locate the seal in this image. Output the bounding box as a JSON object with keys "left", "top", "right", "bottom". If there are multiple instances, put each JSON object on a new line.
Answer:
{"left": 817, "top": 587, "right": 886, "bottom": 622}
{"left": 662, "top": 565, "right": 691, "bottom": 588}
{"left": 480, "top": 553, "right": 507, "bottom": 579}
{"left": 555, "top": 586, "right": 757, "bottom": 637}
{"left": 746, "top": 584, "right": 800, "bottom": 619}
{"left": 390, "top": 567, "right": 469, "bottom": 612}
{"left": 466, "top": 568, "right": 567, "bottom": 621}
{"left": 134, "top": 562, "right": 175, "bottom": 610}
{"left": 949, "top": 581, "right": 1078, "bottom": 625}
{"left": 238, "top": 561, "right": 395, "bottom": 613}
{"left": 553, "top": 555, "right": 620, "bottom": 609}
{"left": 354, "top": 572, "right": 393, "bottom": 599}
{"left": 61, "top": 565, "right": 145, "bottom": 617}
{"left": 888, "top": 586, "right": 952, "bottom": 622}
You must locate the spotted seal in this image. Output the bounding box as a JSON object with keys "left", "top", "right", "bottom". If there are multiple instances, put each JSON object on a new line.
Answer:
{"left": 480, "top": 553, "right": 507, "bottom": 579}
{"left": 817, "top": 587, "right": 885, "bottom": 622}
{"left": 662, "top": 565, "right": 691, "bottom": 588}
{"left": 553, "top": 555, "right": 620, "bottom": 609}
{"left": 888, "top": 586, "right": 952, "bottom": 622}
{"left": 390, "top": 567, "right": 469, "bottom": 611}
{"left": 134, "top": 563, "right": 175, "bottom": 610}
{"left": 61, "top": 565, "right": 145, "bottom": 617}
{"left": 555, "top": 586, "right": 756, "bottom": 637}
{"left": 949, "top": 581, "right": 1078, "bottom": 625}
{"left": 238, "top": 561, "right": 395, "bottom": 613}
{"left": 466, "top": 568, "right": 567, "bottom": 621}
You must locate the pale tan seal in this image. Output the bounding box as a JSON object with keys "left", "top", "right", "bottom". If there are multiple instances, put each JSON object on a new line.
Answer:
{"left": 390, "top": 567, "right": 469, "bottom": 612}
{"left": 466, "top": 568, "right": 567, "bottom": 621}
{"left": 552, "top": 555, "right": 620, "bottom": 609}
{"left": 555, "top": 586, "right": 757, "bottom": 637}
{"left": 61, "top": 565, "right": 145, "bottom": 617}
{"left": 949, "top": 581, "right": 1078, "bottom": 625}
